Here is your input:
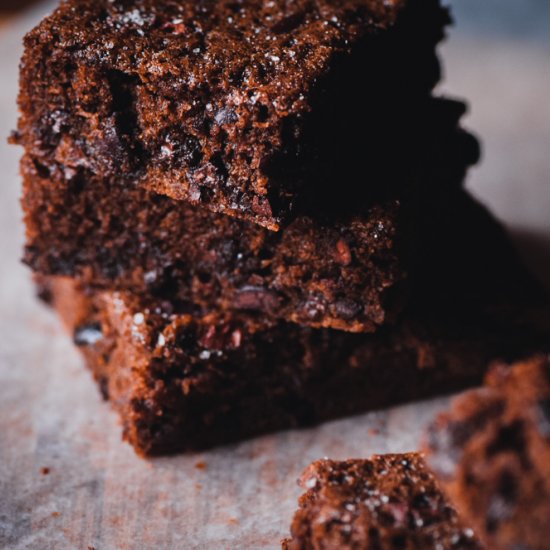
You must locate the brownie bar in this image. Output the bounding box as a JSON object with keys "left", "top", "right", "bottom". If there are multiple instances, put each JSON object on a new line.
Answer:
{"left": 41, "top": 273, "right": 549, "bottom": 457}
{"left": 283, "top": 454, "right": 481, "bottom": 549}
{"left": 22, "top": 154, "right": 407, "bottom": 334}
{"left": 40, "top": 186, "right": 550, "bottom": 458}
{"left": 37, "top": 190, "right": 550, "bottom": 456}
{"left": 21, "top": 97, "right": 478, "bottom": 333}
{"left": 16, "top": 0, "right": 451, "bottom": 229}
{"left": 425, "top": 356, "right": 550, "bottom": 550}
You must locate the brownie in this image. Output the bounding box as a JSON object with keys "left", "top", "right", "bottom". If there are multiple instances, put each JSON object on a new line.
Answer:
{"left": 16, "top": 0, "right": 452, "bottom": 229}
{"left": 34, "top": 187, "right": 550, "bottom": 456}
{"left": 41, "top": 274, "right": 549, "bottom": 457}
{"left": 20, "top": 94, "right": 479, "bottom": 333}
{"left": 283, "top": 454, "right": 482, "bottom": 549}
{"left": 39, "top": 190, "right": 550, "bottom": 456}
{"left": 22, "top": 153, "right": 407, "bottom": 334}
{"left": 425, "top": 356, "right": 550, "bottom": 550}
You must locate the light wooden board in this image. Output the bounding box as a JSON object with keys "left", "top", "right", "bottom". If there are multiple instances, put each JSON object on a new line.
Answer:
{"left": 1, "top": 2, "right": 549, "bottom": 548}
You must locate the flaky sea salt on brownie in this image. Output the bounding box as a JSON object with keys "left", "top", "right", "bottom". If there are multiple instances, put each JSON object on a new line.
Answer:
{"left": 16, "top": 0, "right": 450, "bottom": 229}
{"left": 283, "top": 454, "right": 482, "bottom": 550}
{"left": 425, "top": 356, "right": 550, "bottom": 550}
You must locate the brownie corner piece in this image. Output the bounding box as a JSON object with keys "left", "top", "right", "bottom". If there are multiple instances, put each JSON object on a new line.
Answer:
{"left": 17, "top": 0, "right": 450, "bottom": 229}
{"left": 424, "top": 355, "right": 550, "bottom": 550}
{"left": 283, "top": 453, "right": 481, "bottom": 550}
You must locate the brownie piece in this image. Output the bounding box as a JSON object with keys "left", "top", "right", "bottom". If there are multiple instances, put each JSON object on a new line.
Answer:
{"left": 16, "top": 0, "right": 452, "bottom": 229}
{"left": 35, "top": 189, "right": 550, "bottom": 456}
{"left": 42, "top": 274, "right": 549, "bottom": 457}
{"left": 21, "top": 97, "right": 478, "bottom": 333}
{"left": 283, "top": 454, "right": 482, "bottom": 549}
{"left": 425, "top": 356, "right": 550, "bottom": 550}
{"left": 40, "top": 226, "right": 550, "bottom": 457}
{"left": 22, "top": 154, "right": 407, "bottom": 334}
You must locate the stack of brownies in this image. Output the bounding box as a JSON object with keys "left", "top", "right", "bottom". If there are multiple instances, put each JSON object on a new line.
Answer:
{"left": 14, "top": 0, "right": 550, "bottom": 455}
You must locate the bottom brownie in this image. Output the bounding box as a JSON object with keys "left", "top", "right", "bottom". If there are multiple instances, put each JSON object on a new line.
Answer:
{"left": 39, "top": 257, "right": 550, "bottom": 457}
{"left": 37, "top": 191, "right": 550, "bottom": 456}
{"left": 425, "top": 356, "right": 550, "bottom": 550}
{"left": 283, "top": 453, "right": 481, "bottom": 550}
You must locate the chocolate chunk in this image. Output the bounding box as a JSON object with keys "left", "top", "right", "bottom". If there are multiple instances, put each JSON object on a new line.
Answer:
{"left": 234, "top": 286, "right": 282, "bottom": 314}
{"left": 333, "top": 299, "right": 362, "bottom": 320}
{"left": 334, "top": 238, "right": 352, "bottom": 266}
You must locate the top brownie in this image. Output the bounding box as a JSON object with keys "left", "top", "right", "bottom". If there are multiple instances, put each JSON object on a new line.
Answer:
{"left": 17, "top": 0, "right": 450, "bottom": 229}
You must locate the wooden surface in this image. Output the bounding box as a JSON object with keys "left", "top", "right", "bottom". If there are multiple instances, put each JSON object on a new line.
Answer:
{"left": 1, "top": 2, "right": 549, "bottom": 549}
